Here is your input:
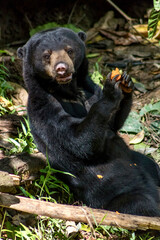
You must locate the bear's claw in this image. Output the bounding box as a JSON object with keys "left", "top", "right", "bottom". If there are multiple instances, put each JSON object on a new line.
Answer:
{"left": 107, "top": 71, "right": 134, "bottom": 93}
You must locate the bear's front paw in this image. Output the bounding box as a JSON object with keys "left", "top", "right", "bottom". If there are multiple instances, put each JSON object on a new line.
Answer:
{"left": 119, "top": 71, "right": 134, "bottom": 93}
{"left": 103, "top": 72, "right": 122, "bottom": 100}
{"left": 108, "top": 68, "right": 134, "bottom": 94}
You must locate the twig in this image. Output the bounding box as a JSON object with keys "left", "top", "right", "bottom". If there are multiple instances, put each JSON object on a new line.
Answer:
{"left": 106, "top": 0, "right": 160, "bottom": 48}
{"left": 81, "top": 207, "right": 96, "bottom": 237}
{"left": 68, "top": 0, "right": 79, "bottom": 24}
{"left": 25, "top": 14, "right": 33, "bottom": 29}
{"left": 106, "top": 0, "right": 134, "bottom": 22}
{"left": 75, "top": 14, "right": 86, "bottom": 26}
{"left": 131, "top": 26, "right": 159, "bottom": 47}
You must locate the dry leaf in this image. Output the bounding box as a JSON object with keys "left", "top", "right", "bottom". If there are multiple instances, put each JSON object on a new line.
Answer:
{"left": 132, "top": 24, "right": 148, "bottom": 38}
{"left": 99, "top": 29, "right": 143, "bottom": 45}
{"left": 129, "top": 130, "right": 145, "bottom": 145}
{"left": 133, "top": 24, "right": 160, "bottom": 39}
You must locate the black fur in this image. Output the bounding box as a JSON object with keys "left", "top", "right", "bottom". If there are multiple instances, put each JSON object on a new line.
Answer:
{"left": 18, "top": 28, "right": 160, "bottom": 216}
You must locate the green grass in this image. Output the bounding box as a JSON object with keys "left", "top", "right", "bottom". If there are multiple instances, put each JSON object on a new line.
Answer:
{"left": 0, "top": 63, "right": 15, "bottom": 116}
{"left": 0, "top": 63, "right": 13, "bottom": 97}
{"left": 6, "top": 117, "right": 36, "bottom": 155}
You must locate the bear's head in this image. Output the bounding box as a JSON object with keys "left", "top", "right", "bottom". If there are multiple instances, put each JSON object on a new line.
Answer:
{"left": 17, "top": 28, "right": 86, "bottom": 85}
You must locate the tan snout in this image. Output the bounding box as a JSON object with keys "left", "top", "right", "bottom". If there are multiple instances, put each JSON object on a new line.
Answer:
{"left": 44, "top": 50, "right": 75, "bottom": 84}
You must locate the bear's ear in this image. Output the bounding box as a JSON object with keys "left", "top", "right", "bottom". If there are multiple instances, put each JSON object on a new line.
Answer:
{"left": 17, "top": 47, "right": 26, "bottom": 59}
{"left": 78, "top": 31, "right": 86, "bottom": 42}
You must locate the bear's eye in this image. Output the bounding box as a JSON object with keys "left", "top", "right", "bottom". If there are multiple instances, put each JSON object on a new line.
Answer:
{"left": 66, "top": 48, "right": 73, "bottom": 56}
{"left": 43, "top": 53, "right": 51, "bottom": 61}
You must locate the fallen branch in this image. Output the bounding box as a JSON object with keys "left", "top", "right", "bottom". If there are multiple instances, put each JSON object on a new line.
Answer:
{"left": 0, "top": 192, "right": 160, "bottom": 231}
{"left": 106, "top": 0, "right": 134, "bottom": 22}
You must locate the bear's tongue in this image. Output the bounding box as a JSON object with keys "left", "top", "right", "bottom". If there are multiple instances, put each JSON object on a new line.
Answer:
{"left": 56, "top": 73, "right": 72, "bottom": 84}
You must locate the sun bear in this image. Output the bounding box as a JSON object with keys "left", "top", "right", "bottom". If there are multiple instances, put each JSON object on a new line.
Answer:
{"left": 17, "top": 27, "right": 160, "bottom": 216}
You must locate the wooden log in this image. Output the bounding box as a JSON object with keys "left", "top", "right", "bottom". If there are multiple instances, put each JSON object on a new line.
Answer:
{"left": 0, "top": 114, "right": 24, "bottom": 150}
{"left": 0, "top": 192, "right": 160, "bottom": 231}
{"left": 0, "top": 171, "right": 19, "bottom": 193}
{"left": 0, "top": 152, "right": 46, "bottom": 193}
{"left": 0, "top": 171, "right": 35, "bottom": 193}
{"left": 0, "top": 114, "right": 47, "bottom": 180}
{"left": 0, "top": 152, "right": 46, "bottom": 176}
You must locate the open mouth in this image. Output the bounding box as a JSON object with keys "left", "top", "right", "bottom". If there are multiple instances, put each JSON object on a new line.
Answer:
{"left": 56, "top": 73, "right": 73, "bottom": 84}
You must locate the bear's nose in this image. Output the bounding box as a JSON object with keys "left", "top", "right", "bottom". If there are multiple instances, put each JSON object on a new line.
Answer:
{"left": 55, "top": 62, "right": 68, "bottom": 75}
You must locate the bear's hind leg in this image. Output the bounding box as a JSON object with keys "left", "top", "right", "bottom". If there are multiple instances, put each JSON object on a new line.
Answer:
{"left": 107, "top": 193, "right": 160, "bottom": 217}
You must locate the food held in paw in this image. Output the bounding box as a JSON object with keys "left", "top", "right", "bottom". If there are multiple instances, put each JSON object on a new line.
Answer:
{"left": 111, "top": 68, "right": 121, "bottom": 81}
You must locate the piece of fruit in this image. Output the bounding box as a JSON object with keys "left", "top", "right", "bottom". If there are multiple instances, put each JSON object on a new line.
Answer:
{"left": 111, "top": 68, "right": 121, "bottom": 81}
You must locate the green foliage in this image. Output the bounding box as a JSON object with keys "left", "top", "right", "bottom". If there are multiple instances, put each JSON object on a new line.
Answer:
{"left": 0, "top": 63, "right": 15, "bottom": 116}
{"left": 87, "top": 53, "right": 101, "bottom": 58}
{"left": 13, "top": 219, "right": 69, "bottom": 240}
{"left": 0, "top": 215, "right": 68, "bottom": 240}
{"left": 15, "top": 223, "right": 41, "bottom": 240}
{"left": 139, "top": 101, "right": 160, "bottom": 116}
{"left": 120, "top": 111, "right": 143, "bottom": 133}
{"left": 0, "top": 105, "right": 11, "bottom": 116}
{"left": 154, "top": 0, "right": 160, "bottom": 11}
{"left": 0, "top": 97, "right": 16, "bottom": 116}
{"left": 0, "top": 159, "right": 74, "bottom": 239}
{"left": 15, "top": 162, "right": 74, "bottom": 239}
{"left": 121, "top": 101, "right": 160, "bottom": 133}
{"left": 0, "top": 63, "right": 13, "bottom": 97}
{"left": 121, "top": 101, "right": 160, "bottom": 160}
{"left": 91, "top": 60, "right": 104, "bottom": 88}
{"left": 30, "top": 22, "right": 82, "bottom": 36}
{"left": 140, "top": 101, "right": 160, "bottom": 140}
{"left": 148, "top": 8, "right": 160, "bottom": 38}
{"left": 0, "top": 160, "right": 74, "bottom": 239}
{"left": 34, "top": 161, "right": 74, "bottom": 204}
{"left": 6, "top": 117, "right": 36, "bottom": 154}
{"left": 94, "top": 224, "right": 130, "bottom": 239}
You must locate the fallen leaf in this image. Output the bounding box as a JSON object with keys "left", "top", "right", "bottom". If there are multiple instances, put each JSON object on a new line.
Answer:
{"left": 120, "top": 111, "right": 142, "bottom": 134}
{"left": 132, "top": 24, "right": 148, "bottom": 38}
{"left": 132, "top": 77, "right": 147, "bottom": 93}
{"left": 134, "top": 142, "right": 157, "bottom": 155}
{"left": 99, "top": 29, "right": 143, "bottom": 46}
{"left": 129, "top": 130, "right": 145, "bottom": 145}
